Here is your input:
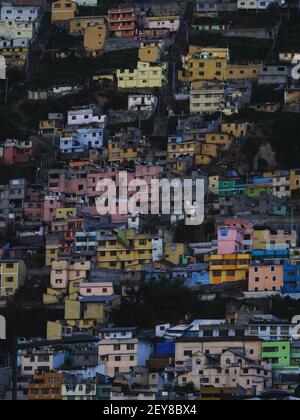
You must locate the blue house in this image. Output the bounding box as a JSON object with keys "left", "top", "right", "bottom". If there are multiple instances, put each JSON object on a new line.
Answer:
{"left": 184, "top": 271, "right": 210, "bottom": 287}
{"left": 60, "top": 127, "right": 109, "bottom": 154}
{"left": 283, "top": 260, "right": 300, "bottom": 294}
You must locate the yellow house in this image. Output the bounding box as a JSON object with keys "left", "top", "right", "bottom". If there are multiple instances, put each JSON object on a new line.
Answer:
{"left": 47, "top": 321, "right": 64, "bottom": 341}
{"left": 55, "top": 207, "right": 77, "bottom": 220}
{"left": 179, "top": 46, "right": 229, "bottom": 82}
{"left": 205, "top": 132, "right": 233, "bottom": 152}
{"left": 210, "top": 254, "right": 251, "bottom": 284}
{"left": 97, "top": 230, "right": 153, "bottom": 271}
{"left": 117, "top": 61, "right": 168, "bottom": 89}
{"left": 201, "top": 143, "right": 219, "bottom": 158}
{"left": 0, "top": 260, "right": 26, "bottom": 297}
{"left": 50, "top": 259, "right": 91, "bottom": 292}
{"left": 108, "top": 138, "right": 149, "bottom": 163}
{"left": 167, "top": 139, "right": 201, "bottom": 160}
{"left": 64, "top": 294, "right": 120, "bottom": 326}
{"left": 69, "top": 16, "right": 105, "bottom": 34}
{"left": 45, "top": 239, "right": 61, "bottom": 267}
{"left": 226, "top": 63, "right": 260, "bottom": 80}
{"left": 84, "top": 22, "right": 107, "bottom": 53}
{"left": 209, "top": 175, "right": 219, "bottom": 195}
{"left": 138, "top": 40, "right": 163, "bottom": 62}
{"left": 195, "top": 154, "right": 214, "bottom": 166}
{"left": 39, "top": 119, "right": 62, "bottom": 137}
{"left": 163, "top": 243, "right": 187, "bottom": 265}
{"left": 166, "top": 159, "right": 190, "bottom": 174}
{"left": 221, "top": 121, "right": 249, "bottom": 138}
{"left": 179, "top": 45, "right": 260, "bottom": 83}
{"left": 51, "top": 0, "right": 78, "bottom": 24}
{"left": 290, "top": 169, "right": 300, "bottom": 192}
{"left": 43, "top": 288, "right": 64, "bottom": 305}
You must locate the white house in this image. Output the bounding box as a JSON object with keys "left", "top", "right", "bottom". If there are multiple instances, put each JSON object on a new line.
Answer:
{"left": 237, "top": 0, "right": 284, "bottom": 10}
{"left": 258, "top": 65, "right": 290, "bottom": 85}
{"left": 0, "top": 20, "right": 37, "bottom": 40}
{"left": 0, "top": 5, "right": 41, "bottom": 22}
{"left": 74, "top": 0, "right": 98, "bottom": 5}
{"left": 128, "top": 94, "right": 158, "bottom": 112}
{"left": 67, "top": 105, "right": 107, "bottom": 127}
{"left": 0, "top": 38, "right": 29, "bottom": 49}
{"left": 143, "top": 15, "right": 181, "bottom": 33}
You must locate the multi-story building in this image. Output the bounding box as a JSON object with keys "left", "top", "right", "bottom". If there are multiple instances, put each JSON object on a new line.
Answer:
{"left": 51, "top": 0, "right": 78, "bottom": 25}
{"left": 237, "top": 0, "right": 283, "bottom": 10}
{"left": 167, "top": 134, "right": 201, "bottom": 160}
{"left": 0, "top": 20, "right": 37, "bottom": 40}
{"left": 180, "top": 46, "right": 229, "bottom": 82}
{"left": 50, "top": 259, "right": 91, "bottom": 292}
{"left": 209, "top": 253, "right": 251, "bottom": 284}
{"left": 253, "top": 227, "right": 297, "bottom": 251}
{"left": 2, "top": 138, "right": 37, "bottom": 165}
{"left": 220, "top": 121, "right": 250, "bottom": 138}
{"left": 98, "top": 327, "right": 138, "bottom": 377}
{"left": 179, "top": 45, "right": 259, "bottom": 83}
{"left": 67, "top": 105, "right": 107, "bottom": 127}
{"left": 190, "top": 86, "right": 225, "bottom": 114}
{"left": 128, "top": 94, "right": 158, "bottom": 112}
{"left": 195, "top": 0, "right": 218, "bottom": 16}
{"left": 177, "top": 344, "right": 272, "bottom": 394}
{"left": 0, "top": 5, "right": 40, "bottom": 21}
{"left": 69, "top": 16, "right": 105, "bottom": 34}
{"left": 117, "top": 61, "right": 168, "bottom": 89}
{"left": 19, "top": 348, "right": 65, "bottom": 376}
{"left": 248, "top": 262, "right": 284, "bottom": 292}
{"left": 175, "top": 336, "right": 271, "bottom": 394}
{"left": 217, "top": 218, "right": 253, "bottom": 254}
{"left": 62, "top": 374, "right": 97, "bottom": 400}
{"left": 283, "top": 260, "right": 300, "bottom": 294}
{"left": 205, "top": 132, "right": 233, "bottom": 152}
{"left": 108, "top": 6, "right": 140, "bottom": 38}
{"left": 28, "top": 371, "right": 63, "bottom": 400}
{"left": 0, "top": 259, "right": 26, "bottom": 298}
{"left": 60, "top": 126, "right": 108, "bottom": 154}
{"left": 272, "top": 172, "right": 291, "bottom": 199}
{"left": 96, "top": 230, "right": 154, "bottom": 271}
{"left": 84, "top": 21, "right": 107, "bottom": 53}
{"left": 138, "top": 39, "right": 165, "bottom": 63}
{"left": 143, "top": 15, "right": 180, "bottom": 33}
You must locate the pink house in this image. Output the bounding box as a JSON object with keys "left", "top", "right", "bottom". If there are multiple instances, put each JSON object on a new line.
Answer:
{"left": 217, "top": 218, "right": 254, "bottom": 255}
{"left": 43, "top": 196, "right": 63, "bottom": 222}
{"left": 80, "top": 281, "right": 114, "bottom": 297}
{"left": 248, "top": 263, "right": 284, "bottom": 292}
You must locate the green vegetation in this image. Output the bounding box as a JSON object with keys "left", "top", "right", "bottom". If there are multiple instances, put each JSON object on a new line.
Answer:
{"left": 193, "top": 10, "right": 279, "bottom": 28}
{"left": 112, "top": 279, "right": 229, "bottom": 328}
{"left": 190, "top": 32, "right": 272, "bottom": 62}
{"left": 46, "top": 27, "right": 83, "bottom": 50}
{"left": 0, "top": 160, "right": 41, "bottom": 184}
{"left": 251, "top": 83, "right": 284, "bottom": 103}
{"left": 19, "top": 88, "right": 96, "bottom": 128}
{"left": 0, "top": 105, "right": 22, "bottom": 142}
{"left": 28, "top": 49, "right": 138, "bottom": 89}
{"left": 276, "top": 14, "right": 300, "bottom": 52}
{"left": 241, "top": 111, "right": 300, "bottom": 169}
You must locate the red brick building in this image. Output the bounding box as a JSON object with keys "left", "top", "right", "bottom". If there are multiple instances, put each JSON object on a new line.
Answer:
{"left": 2, "top": 139, "right": 37, "bottom": 165}
{"left": 108, "top": 7, "right": 140, "bottom": 38}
